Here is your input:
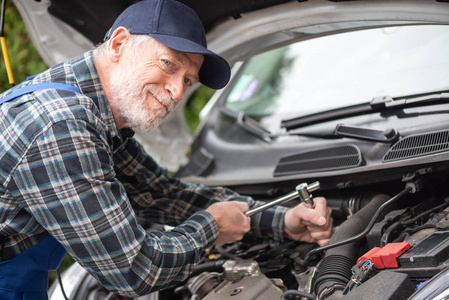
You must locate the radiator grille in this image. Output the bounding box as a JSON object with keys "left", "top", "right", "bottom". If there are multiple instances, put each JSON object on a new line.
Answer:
{"left": 274, "top": 145, "right": 362, "bottom": 176}
{"left": 383, "top": 130, "right": 449, "bottom": 162}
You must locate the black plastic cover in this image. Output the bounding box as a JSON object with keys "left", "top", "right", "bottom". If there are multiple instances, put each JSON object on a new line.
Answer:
{"left": 342, "top": 271, "right": 415, "bottom": 300}
{"left": 399, "top": 232, "right": 449, "bottom": 268}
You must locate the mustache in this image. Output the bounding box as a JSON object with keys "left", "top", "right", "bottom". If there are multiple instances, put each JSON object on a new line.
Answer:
{"left": 145, "top": 85, "right": 175, "bottom": 114}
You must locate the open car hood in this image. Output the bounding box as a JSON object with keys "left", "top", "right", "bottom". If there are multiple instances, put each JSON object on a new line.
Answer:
{"left": 11, "top": 0, "right": 449, "bottom": 170}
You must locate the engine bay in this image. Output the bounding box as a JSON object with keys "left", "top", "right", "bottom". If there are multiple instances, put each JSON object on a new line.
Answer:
{"left": 54, "top": 167, "right": 449, "bottom": 300}
{"left": 183, "top": 175, "right": 449, "bottom": 300}
{"left": 169, "top": 174, "right": 449, "bottom": 300}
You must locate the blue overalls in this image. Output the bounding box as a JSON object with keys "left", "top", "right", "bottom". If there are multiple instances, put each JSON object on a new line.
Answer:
{"left": 0, "top": 82, "right": 80, "bottom": 299}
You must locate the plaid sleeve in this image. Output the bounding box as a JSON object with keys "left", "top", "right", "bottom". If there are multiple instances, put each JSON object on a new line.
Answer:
{"left": 249, "top": 205, "right": 288, "bottom": 242}
{"left": 113, "top": 137, "right": 287, "bottom": 242}
{"left": 8, "top": 119, "right": 218, "bottom": 297}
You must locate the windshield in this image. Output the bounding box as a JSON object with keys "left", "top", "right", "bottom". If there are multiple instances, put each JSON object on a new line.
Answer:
{"left": 224, "top": 25, "right": 449, "bottom": 132}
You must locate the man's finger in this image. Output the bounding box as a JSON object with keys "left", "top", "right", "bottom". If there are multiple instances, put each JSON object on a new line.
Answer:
{"left": 237, "top": 201, "right": 249, "bottom": 213}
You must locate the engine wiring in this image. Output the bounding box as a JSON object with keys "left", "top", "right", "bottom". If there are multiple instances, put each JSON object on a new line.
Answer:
{"left": 300, "top": 180, "right": 423, "bottom": 266}
{"left": 380, "top": 198, "right": 449, "bottom": 246}
{"left": 342, "top": 259, "right": 375, "bottom": 295}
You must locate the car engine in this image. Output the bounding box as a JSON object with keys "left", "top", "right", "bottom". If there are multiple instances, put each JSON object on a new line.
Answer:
{"left": 169, "top": 174, "right": 449, "bottom": 300}
{"left": 52, "top": 167, "right": 449, "bottom": 300}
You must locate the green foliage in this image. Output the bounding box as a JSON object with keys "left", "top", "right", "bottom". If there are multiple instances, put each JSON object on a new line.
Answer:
{"left": 0, "top": 2, "right": 47, "bottom": 92}
{"left": 49, "top": 254, "right": 75, "bottom": 286}
{"left": 184, "top": 86, "right": 216, "bottom": 133}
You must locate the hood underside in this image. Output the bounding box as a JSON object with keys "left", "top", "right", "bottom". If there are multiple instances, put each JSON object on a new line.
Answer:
{"left": 46, "top": 0, "right": 294, "bottom": 44}
{"left": 12, "top": 0, "right": 449, "bottom": 73}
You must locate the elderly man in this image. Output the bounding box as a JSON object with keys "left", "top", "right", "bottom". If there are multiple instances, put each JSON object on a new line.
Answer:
{"left": 0, "top": 0, "right": 332, "bottom": 298}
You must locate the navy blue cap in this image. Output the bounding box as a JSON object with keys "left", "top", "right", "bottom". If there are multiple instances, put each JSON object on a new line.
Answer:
{"left": 105, "top": 0, "right": 231, "bottom": 89}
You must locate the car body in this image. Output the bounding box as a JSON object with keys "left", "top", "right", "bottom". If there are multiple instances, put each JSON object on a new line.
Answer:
{"left": 11, "top": 0, "right": 449, "bottom": 299}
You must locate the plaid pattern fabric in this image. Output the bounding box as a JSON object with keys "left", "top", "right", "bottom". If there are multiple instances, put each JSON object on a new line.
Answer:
{"left": 0, "top": 51, "right": 287, "bottom": 297}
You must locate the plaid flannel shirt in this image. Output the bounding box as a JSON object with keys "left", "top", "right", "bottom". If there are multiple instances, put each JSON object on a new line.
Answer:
{"left": 0, "top": 51, "right": 287, "bottom": 297}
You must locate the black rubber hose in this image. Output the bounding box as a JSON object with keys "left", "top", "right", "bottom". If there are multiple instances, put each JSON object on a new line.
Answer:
{"left": 283, "top": 289, "right": 316, "bottom": 300}
{"left": 312, "top": 182, "right": 419, "bottom": 299}
{"left": 306, "top": 184, "right": 416, "bottom": 264}
{"left": 189, "top": 260, "right": 226, "bottom": 277}
{"left": 314, "top": 193, "right": 391, "bottom": 298}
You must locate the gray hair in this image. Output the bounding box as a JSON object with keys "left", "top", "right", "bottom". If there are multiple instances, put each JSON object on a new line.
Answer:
{"left": 92, "top": 34, "right": 155, "bottom": 58}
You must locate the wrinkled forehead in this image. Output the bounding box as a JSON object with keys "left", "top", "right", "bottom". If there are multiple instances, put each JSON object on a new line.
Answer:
{"left": 146, "top": 37, "right": 204, "bottom": 76}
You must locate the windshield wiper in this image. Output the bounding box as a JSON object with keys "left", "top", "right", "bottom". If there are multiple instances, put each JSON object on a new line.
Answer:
{"left": 334, "top": 124, "right": 399, "bottom": 143}
{"left": 219, "top": 107, "right": 272, "bottom": 142}
{"left": 219, "top": 106, "right": 399, "bottom": 143}
{"left": 281, "top": 92, "right": 449, "bottom": 131}
{"left": 289, "top": 124, "right": 399, "bottom": 143}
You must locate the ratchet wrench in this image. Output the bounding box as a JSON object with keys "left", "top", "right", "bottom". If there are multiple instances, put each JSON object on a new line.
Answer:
{"left": 246, "top": 181, "right": 320, "bottom": 217}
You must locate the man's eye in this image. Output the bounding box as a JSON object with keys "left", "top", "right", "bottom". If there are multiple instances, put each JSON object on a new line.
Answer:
{"left": 163, "top": 60, "right": 172, "bottom": 66}
{"left": 184, "top": 78, "right": 191, "bottom": 85}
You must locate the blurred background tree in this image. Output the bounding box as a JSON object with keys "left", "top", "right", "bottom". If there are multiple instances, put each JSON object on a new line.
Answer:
{"left": 0, "top": 2, "right": 47, "bottom": 90}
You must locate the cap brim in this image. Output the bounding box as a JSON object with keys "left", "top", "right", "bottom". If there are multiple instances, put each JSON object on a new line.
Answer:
{"left": 150, "top": 34, "right": 231, "bottom": 89}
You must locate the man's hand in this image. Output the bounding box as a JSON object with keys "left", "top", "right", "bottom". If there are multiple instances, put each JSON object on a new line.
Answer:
{"left": 283, "top": 197, "right": 333, "bottom": 246}
{"left": 206, "top": 201, "right": 251, "bottom": 245}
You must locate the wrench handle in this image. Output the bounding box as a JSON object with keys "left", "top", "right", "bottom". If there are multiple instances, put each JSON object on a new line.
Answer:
{"left": 245, "top": 181, "right": 320, "bottom": 216}
{"left": 246, "top": 190, "right": 299, "bottom": 217}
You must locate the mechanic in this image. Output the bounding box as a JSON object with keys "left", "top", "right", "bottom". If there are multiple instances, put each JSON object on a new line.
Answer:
{"left": 0, "top": 0, "right": 332, "bottom": 298}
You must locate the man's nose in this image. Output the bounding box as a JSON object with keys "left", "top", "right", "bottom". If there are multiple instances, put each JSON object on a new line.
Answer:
{"left": 166, "top": 76, "right": 185, "bottom": 103}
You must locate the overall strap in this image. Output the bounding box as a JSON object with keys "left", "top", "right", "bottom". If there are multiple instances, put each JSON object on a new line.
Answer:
{"left": 0, "top": 82, "right": 80, "bottom": 105}
{"left": 0, "top": 234, "right": 66, "bottom": 298}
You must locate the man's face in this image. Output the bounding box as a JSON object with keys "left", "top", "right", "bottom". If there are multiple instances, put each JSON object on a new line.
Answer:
{"left": 109, "top": 37, "right": 204, "bottom": 131}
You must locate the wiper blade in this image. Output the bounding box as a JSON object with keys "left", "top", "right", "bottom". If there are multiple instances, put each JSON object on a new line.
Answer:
{"left": 219, "top": 107, "right": 272, "bottom": 142}
{"left": 281, "top": 92, "right": 449, "bottom": 131}
{"left": 334, "top": 124, "right": 399, "bottom": 143}
{"left": 288, "top": 124, "right": 399, "bottom": 143}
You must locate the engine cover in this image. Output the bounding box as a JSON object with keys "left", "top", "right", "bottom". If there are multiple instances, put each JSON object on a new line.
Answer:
{"left": 202, "top": 274, "right": 284, "bottom": 300}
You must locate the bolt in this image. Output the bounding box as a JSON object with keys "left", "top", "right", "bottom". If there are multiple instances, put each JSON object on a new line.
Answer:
{"left": 230, "top": 288, "right": 242, "bottom": 296}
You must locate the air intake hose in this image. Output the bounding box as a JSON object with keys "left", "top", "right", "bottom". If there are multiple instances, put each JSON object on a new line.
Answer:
{"left": 314, "top": 193, "right": 391, "bottom": 299}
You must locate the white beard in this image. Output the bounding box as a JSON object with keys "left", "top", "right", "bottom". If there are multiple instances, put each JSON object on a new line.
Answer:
{"left": 109, "top": 58, "right": 175, "bottom": 132}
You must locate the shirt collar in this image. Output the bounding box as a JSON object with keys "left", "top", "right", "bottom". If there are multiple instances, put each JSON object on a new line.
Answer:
{"left": 69, "top": 51, "right": 121, "bottom": 140}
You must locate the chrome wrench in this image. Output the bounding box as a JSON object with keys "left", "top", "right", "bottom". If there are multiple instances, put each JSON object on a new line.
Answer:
{"left": 246, "top": 181, "right": 320, "bottom": 217}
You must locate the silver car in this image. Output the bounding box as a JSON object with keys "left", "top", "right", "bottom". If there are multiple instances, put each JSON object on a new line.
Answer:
{"left": 12, "top": 0, "right": 449, "bottom": 299}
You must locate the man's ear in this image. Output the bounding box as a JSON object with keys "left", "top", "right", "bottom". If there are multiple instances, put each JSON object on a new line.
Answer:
{"left": 107, "top": 27, "right": 130, "bottom": 63}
